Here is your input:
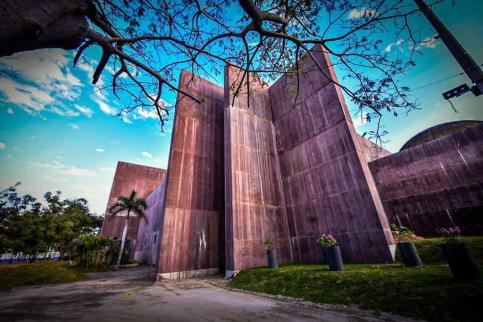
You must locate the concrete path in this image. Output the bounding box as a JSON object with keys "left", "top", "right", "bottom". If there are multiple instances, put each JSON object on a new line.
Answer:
{"left": 0, "top": 266, "right": 415, "bottom": 322}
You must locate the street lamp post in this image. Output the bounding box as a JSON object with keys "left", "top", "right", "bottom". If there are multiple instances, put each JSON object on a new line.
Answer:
{"left": 415, "top": 0, "right": 483, "bottom": 98}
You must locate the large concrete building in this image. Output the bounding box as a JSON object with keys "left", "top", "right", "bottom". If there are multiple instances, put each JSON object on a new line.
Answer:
{"left": 101, "top": 46, "right": 483, "bottom": 279}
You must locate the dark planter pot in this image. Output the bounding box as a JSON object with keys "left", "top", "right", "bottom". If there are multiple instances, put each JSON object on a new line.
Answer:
{"left": 398, "top": 242, "right": 423, "bottom": 267}
{"left": 441, "top": 243, "right": 480, "bottom": 280}
{"left": 267, "top": 249, "right": 278, "bottom": 269}
{"left": 322, "top": 246, "right": 344, "bottom": 271}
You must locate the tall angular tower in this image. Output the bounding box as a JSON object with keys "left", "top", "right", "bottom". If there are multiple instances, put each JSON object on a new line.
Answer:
{"left": 152, "top": 45, "right": 394, "bottom": 279}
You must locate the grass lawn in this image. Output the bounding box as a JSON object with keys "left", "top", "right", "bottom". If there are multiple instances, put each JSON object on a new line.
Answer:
{"left": 0, "top": 261, "right": 109, "bottom": 290}
{"left": 231, "top": 237, "right": 483, "bottom": 322}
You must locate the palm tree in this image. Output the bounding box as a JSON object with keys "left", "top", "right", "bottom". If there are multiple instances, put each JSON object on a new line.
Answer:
{"left": 108, "top": 190, "right": 147, "bottom": 269}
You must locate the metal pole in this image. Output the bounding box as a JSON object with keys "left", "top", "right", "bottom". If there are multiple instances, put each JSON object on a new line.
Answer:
{"left": 415, "top": 0, "right": 483, "bottom": 95}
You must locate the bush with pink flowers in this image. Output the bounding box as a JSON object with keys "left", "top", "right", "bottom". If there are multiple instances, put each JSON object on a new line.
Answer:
{"left": 318, "top": 234, "right": 337, "bottom": 247}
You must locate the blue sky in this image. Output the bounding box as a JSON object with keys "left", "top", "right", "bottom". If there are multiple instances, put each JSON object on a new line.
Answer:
{"left": 0, "top": 0, "right": 482, "bottom": 215}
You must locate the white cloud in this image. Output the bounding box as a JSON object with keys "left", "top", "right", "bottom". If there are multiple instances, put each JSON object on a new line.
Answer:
{"left": 0, "top": 142, "right": 6, "bottom": 150}
{"left": 352, "top": 116, "right": 367, "bottom": 128}
{"left": 93, "top": 96, "right": 117, "bottom": 115}
{"left": 95, "top": 148, "right": 105, "bottom": 152}
{"left": 0, "top": 78, "right": 54, "bottom": 112}
{"left": 7, "top": 108, "right": 13, "bottom": 114}
{"left": 348, "top": 8, "right": 378, "bottom": 19}
{"left": 70, "top": 123, "right": 80, "bottom": 130}
{"left": 121, "top": 115, "right": 132, "bottom": 124}
{"left": 142, "top": 151, "right": 152, "bottom": 158}
{"left": 29, "top": 160, "right": 96, "bottom": 177}
{"left": 420, "top": 34, "right": 439, "bottom": 49}
{"left": 99, "top": 166, "right": 115, "bottom": 172}
{"left": 6, "top": 154, "right": 12, "bottom": 159}
{"left": 0, "top": 49, "right": 83, "bottom": 113}
{"left": 50, "top": 105, "right": 80, "bottom": 117}
{"left": 61, "top": 167, "right": 96, "bottom": 177}
{"left": 137, "top": 108, "right": 159, "bottom": 119}
{"left": 385, "top": 39, "right": 404, "bottom": 53}
{"left": 75, "top": 104, "right": 94, "bottom": 118}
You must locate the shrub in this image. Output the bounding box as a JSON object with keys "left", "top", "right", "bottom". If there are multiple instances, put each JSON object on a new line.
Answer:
{"left": 69, "top": 234, "right": 112, "bottom": 267}
{"left": 390, "top": 223, "right": 416, "bottom": 243}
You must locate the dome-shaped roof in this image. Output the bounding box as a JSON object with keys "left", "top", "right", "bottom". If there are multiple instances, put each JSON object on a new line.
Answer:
{"left": 400, "top": 120, "right": 483, "bottom": 151}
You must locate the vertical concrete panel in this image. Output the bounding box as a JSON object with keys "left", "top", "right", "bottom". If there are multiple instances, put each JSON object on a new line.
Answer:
{"left": 101, "top": 162, "right": 166, "bottom": 252}
{"left": 269, "top": 45, "right": 394, "bottom": 263}
{"left": 224, "top": 66, "right": 293, "bottom": 273}
{"left": 134, "top": 175, "right": 167, "bottom": 264}
{"left": 156, "top": 71, "right": 225, "bottom": 278}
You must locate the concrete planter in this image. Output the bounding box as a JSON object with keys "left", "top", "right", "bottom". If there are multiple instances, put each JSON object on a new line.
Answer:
{"left": 266, "top": 250, "right": 278, "bottom": 269}
{"left": 398, "top": 242, "right": 423, "bottom": 267}
{"left": 441, "top": 243, "right": 480, "bottom": 280}
{"left": 322, "top": 246, "right": 344, "bottom": 271}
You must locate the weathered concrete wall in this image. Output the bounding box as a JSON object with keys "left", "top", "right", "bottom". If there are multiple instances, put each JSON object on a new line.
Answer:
{"left": 224, "top": 66, "right": 293, "bottom": 273}
{"left": 269, "top": 46, "right": 394, "bottom": 263}
{"left": 156, "top": 71, "right": 225, "bottom": 278}
{"left": 357, "top": 135, "right": 392, "bottom": 162}
{"left": 134, "top": 176, "right": 167, "bottom": 265}
{"left": 369, "top": 123, "right": 483, "bottom": 236}
{"left": 101, "top": 162, "right": 166, "bottom": 251}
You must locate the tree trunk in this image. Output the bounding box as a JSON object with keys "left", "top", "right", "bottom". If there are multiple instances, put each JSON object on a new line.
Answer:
{"left": 115, "top": 211, "right": 130, "bottom": 270}
{"left": 0, "top": 0, "right": 89, "bottom": 57}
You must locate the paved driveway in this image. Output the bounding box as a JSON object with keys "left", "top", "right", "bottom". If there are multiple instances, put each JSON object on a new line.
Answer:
{"left": 0, "top": 266, "right": 414, "bottom": 322}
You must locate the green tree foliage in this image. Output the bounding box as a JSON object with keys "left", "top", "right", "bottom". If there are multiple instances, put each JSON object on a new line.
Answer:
{"left": 69, "top": 234, "right": 112, "bottom": 267}
{"left": 0, "top": 187, "right": 103, "bottom": 262}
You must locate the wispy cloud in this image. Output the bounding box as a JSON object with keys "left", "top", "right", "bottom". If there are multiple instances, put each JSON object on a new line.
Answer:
{"left": 95, "top": 148, "right": 105, "bottom": 152}
{"left": 352, "top": 116, "right": 367, "bottom": 128}
{"left": 70, "top": 123, "right": 80, "bottom": 130}
{"left": 142, "top": 151, "right": 152, "bottom": 158}
{"left": 385, "top": 39, "right": 404, "bottom": 53}
{"left": 75, "top": 104, "right": 94, "bottom": 118}
{"left": 99, "top": 166, "right": 115, "bottom": 172}
{"left": 0, "top": 142, "right": 6, "bottom": 150}
{"left": 420, "top": 34, "right": 440, "bottom": 49}
{"left": 6, "top": 108, "right": 13, "bottom": 114}
{"left": 29, "top": 160, "right": 96, "bottom": 177}
{"left": 92, "top": 95, "right": 117, "bottom": 116}
{"left": 136, "top": 108, "right": 159, "bottom": 119}
{"left": 348, "top": 8, "right": 378, "bottom": 19}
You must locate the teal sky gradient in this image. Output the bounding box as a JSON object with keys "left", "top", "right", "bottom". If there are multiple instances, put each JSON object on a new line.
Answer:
{"left": 0, "top": 0, "right": 482, "bottom": 214}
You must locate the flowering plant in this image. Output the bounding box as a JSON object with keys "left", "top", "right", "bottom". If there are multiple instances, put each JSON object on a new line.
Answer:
{"left": 438, "top": 226, "right": 462, "bottom": 244}
{"left": 390, "top": 223, "right": 415, "bottom": 243}
{"left": 318, "top": 234, "right": 337, "bottom": 247}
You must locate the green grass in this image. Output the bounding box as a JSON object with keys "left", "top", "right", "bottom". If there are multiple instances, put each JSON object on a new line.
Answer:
{"left": 395, "top": 236, "right": 483, "bottom": 265}
{"left": 231, "top": 237, "right": 483, "bottom": 322}
{"left": 0, "top": 261, "right": 105, "bottom": 290}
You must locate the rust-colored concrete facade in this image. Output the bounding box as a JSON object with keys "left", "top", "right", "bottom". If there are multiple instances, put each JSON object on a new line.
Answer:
{"left": 101, "top": 46, "right": 483, "bottom": 279}
{"left": 370, "top": 122, "right": 483, "bottom": 236}
{"left": 156, "top": 71, "right": 225, "bottom": 278}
